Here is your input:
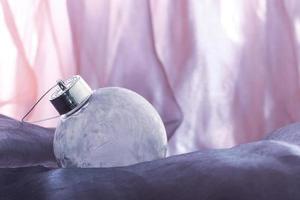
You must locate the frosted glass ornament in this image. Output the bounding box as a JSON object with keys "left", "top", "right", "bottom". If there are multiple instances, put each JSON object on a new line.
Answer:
{"left": 50, "top": 75, "right": 167, "bottom": 168}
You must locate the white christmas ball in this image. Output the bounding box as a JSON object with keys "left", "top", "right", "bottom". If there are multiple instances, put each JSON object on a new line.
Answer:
{"left": 53, "top": 87, "right": 167, "bottom": 168}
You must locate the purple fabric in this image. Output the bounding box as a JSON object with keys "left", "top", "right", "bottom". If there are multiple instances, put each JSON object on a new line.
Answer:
{"left": 1, "top": 115, "right": 300, "bottom": 199}
{"left": 0, "top": 115, "right": 56, "bottom": 168}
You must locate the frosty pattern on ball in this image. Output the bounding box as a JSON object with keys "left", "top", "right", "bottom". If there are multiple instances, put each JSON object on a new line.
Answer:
{"left": 54, "top": 87, "right": 167, "bottom": 168}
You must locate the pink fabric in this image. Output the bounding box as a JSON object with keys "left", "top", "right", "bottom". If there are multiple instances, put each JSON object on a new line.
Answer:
{"left": 1, "top": 0, "right": 300, "bottom": 155}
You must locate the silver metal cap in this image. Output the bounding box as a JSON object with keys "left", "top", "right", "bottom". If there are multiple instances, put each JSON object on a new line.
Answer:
{"left": 50, "top": 75, "right": 92, "bottom": 115}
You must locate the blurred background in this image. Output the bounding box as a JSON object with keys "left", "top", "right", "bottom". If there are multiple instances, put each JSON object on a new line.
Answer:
{"left": 1, "top": 0, "right": 300, "bottom": 155}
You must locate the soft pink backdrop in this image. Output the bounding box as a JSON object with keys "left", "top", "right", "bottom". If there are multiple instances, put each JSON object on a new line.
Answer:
{"left": 1, "top": 0, "right": 300, "bottom": 155}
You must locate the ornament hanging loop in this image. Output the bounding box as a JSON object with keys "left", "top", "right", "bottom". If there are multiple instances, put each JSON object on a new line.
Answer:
{"left": 21, "top": 82, "right": 61, "bottom": 123}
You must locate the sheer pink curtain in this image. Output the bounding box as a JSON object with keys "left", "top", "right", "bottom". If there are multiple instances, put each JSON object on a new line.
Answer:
{"left": 1, "top": 0, "right": 300, "bottom": 155}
